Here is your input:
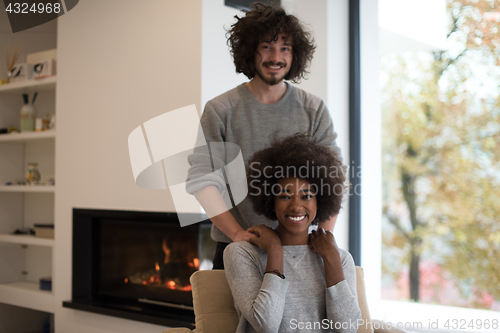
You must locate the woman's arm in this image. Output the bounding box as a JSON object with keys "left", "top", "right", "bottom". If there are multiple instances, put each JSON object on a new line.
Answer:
{"left": 310, "top": 229, "right": 362, "bottom": 333}
{"left": 223, "top": 241, "right": 289, "bottom": 333}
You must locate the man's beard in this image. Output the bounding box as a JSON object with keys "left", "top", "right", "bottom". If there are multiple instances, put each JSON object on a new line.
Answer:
{"left": 255, "top": 61, "right": 289, "bottom": 86}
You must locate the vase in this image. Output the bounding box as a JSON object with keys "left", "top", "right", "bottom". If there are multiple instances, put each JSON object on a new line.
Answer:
{"left": 26, "top": 162, "right": 41, "bottom": 185}
{"left": 20, "top": 104, "right": 36, "bottom": 132}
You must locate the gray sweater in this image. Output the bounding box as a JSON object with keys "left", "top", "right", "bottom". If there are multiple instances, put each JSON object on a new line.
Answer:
{"left": 223, "top": 241, "right": 362, "bottom": 333}
{"left": 186, "top": 83, "right": 342, "bottom": 243}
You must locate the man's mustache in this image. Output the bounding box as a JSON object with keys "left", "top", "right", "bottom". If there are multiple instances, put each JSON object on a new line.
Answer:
{"left": 262, "top": 61, "right": 287, "bottom": 67}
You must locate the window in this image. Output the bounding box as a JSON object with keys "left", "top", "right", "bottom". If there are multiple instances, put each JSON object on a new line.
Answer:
{"left": 378, "top": 0, "right": 500, "bottom": 329}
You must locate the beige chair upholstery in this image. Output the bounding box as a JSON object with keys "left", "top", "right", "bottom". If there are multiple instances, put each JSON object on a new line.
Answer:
{"left": 163, "top": 267, "right": 404, "bottom": 333}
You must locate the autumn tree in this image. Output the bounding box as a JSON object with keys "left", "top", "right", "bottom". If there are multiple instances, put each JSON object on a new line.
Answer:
{"left": 382, "top": 0, "right": 500, "bottom": 306}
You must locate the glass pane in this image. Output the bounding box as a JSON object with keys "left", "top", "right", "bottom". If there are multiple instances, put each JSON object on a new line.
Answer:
{"left": 380, "top": 0, "right": 500, "bottom": 311}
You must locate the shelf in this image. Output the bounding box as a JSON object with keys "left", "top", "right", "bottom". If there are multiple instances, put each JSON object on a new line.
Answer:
{"left": 0, "top": 76, "right": 56, "bottom": 94}
{"left": 0, "top": 130, "right": 56, "bottom": 142}
{"left": 0, "top": 185, "right": 55, "bottom": 193}
{"left": 0, "top": 234, "right": 54, "bottom": 247}
{"left": 0, "top": 281, "right": 54, "bottom": 313}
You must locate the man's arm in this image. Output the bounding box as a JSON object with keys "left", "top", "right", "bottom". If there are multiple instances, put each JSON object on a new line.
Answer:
{"left": 187, "top": 102, "right": 254, "bottom": 241}
{"left": 193, "top": 186, "right": 256, "bottom": 242}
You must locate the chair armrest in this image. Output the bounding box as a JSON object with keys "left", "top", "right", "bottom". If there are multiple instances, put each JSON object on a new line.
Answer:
{"left": 372, "top": 319, "right": 407, "bottom": 333}
{"left": 162, "top": 328, "right": 193, "bottom": 333}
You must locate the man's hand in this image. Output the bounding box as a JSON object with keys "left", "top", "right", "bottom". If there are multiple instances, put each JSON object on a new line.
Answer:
{"left": 233, "top": 229, "right": 259, "bottom": 242}
{"left": 248, "top": 225, "right": 282, "bottom": 253}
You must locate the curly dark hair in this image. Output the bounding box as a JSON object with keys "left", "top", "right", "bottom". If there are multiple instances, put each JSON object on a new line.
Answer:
{"left": 226, "top": 2, "right": 316, "bottom": 83}
{"left": 247, "top": 133, "right": 346, "bottom": 224}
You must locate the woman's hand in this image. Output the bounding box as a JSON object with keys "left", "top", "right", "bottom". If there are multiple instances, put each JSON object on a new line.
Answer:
{"left": 309, "top": 228, "right": 340, "bottom": 260}
{"left": 309, "top": 228, "right": 344, "bottom": 287}
{"left": 248, "top": 225, "right": 282, "bottom": 253}
{"left": 248, "top": 225, "right": 284, "bottom": 278}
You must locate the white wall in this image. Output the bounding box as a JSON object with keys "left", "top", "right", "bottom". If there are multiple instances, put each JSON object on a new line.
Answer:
{"left": 201, "top": 0, "right": 246, "bottom": 107}
{"left": 55, "top": 0, "right": 202, "bottom": 332}
{"left": 286, "top": 0, "right": 350, "bottom": 250}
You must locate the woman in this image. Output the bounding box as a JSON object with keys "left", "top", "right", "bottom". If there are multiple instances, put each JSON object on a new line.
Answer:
{"left": 223, "top": 134, "right": 362, "bottom": 333}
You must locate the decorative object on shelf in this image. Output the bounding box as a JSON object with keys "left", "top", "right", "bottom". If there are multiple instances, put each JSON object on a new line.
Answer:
{"left": 39, "top": 277, "right": 52, "bottom": 291}
{"left": 48, "top": 114, "right": 55, "bottom": 130}
{"left": 35, "top": 117, "right": 42, "bottom": 132}
{"left": 25, "top": 162, "right": 41, "bottom": 185}
{"left": 10, "top": 63, "right": 34, "bottom": 82}
{"left": 27, "top": 49, "right": 57, "bottom": 80}
{"left": 35, "top": 116, "right": 49, "bottom": 132}
{"left": 0, "top": 127, "right": 20, "bottom": 134}
{"left": 8, "top": 125, "right": 19, "bottom": 133}
{"left": 12, "top": 227, "right": 35, "bottom": 235}
{"left": 20, "top": 92, "right": 37, "bottom": 132}
{"left": 34, "top": 224, "right": 54, "bottom": 239}
{"left": 5, "top": 43, "right": 24, "bottom": 83}
{"left": 33, "top": 59, "right": 56, "bottom": 79}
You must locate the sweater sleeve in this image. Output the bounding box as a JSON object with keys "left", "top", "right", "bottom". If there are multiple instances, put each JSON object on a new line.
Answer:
{"left": 224, "top": 242, "right": 289, "bottom": 333}
{"left": 325, "top": 250, "right": 362, "bottom": 333}
{"left": 185, "top": 101, "right": 227, "bottom": 194}
{"left": 313, "top": 101, "right": 343, "bottom": 163}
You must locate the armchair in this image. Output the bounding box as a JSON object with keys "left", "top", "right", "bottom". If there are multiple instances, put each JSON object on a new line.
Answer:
{"left": 163, "top": 267, "right": 404, "bottom": 333}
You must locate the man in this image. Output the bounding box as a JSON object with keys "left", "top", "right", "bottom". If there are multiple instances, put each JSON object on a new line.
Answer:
{"left": 186, "top": 3, "right": 342, "bottom": 269}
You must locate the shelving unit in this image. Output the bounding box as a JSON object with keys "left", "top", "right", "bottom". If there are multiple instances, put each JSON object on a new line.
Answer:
{"left": 0, "top": 76, "right": 56, "bottom": 94}
{"left": 0, "top": 282, "right": 54, "bottom": 313}
{"left": 0, "top": 130, "right": 56, "bottom": 142}
{"left": 0, "top": 185, "right": 56, "bottom": 193}
{"left": 0, "top": 76, "right": 56, "bottom": 314}
{"left": 0, "top": 234, "right": 54, "bottom": 247}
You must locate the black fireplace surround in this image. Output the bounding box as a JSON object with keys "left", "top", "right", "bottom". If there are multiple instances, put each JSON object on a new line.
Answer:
{"left": 63, "top": 208, "right": 216, "bottom": 328}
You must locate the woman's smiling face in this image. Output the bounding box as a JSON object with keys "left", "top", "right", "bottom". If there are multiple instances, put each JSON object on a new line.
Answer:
{"left": 274, "top": 177, "right": 317, "bottom": 238}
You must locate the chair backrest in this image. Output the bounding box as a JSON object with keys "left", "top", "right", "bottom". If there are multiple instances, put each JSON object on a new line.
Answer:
{"left": 189, "top": 267, "right": 374, "bottom": 333}
{"left": 355, "top": 267, "right": 375, "bottom": 333}
{"left": 190, "top": 270, "right": 239, "bottom": 333}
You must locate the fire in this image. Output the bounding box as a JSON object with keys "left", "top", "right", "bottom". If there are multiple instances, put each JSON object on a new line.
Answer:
{"left": 179, "top": 285, "right": 192, "bottom": 291}
{"left": 124, "top": 238, "right": 196, "bottom": 291}
{"left": 162, "top": 239, "right": 171, "bottom": 264}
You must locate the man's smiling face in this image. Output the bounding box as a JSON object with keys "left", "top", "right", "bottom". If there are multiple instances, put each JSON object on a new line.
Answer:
{"left": 254, "top": 33, "right": 293, "bottom": 86}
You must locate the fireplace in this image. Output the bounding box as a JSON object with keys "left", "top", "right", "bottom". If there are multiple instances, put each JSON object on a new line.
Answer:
{"left": 63, "top": 209, "right": 216, "bottom": 328}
